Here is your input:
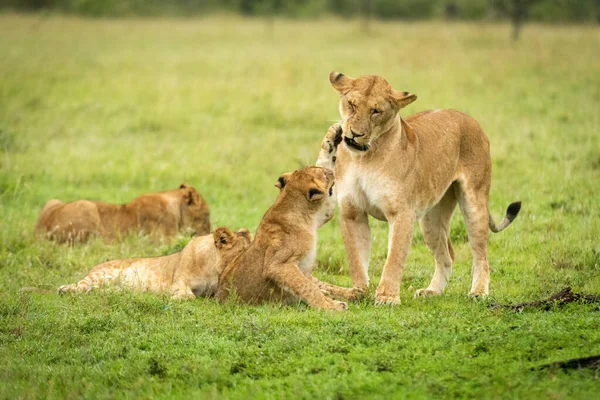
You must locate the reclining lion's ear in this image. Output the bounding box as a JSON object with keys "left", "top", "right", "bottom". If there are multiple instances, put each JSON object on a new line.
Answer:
{"left": 275, "top": 172, "right": 293, "bottom": 190}
{"left": 329, "top": 72, "right": 355, "bottom": 94}
{"left": 182, "top": 187, "right": 197, "bottom": 205}
{"left": 390, "top": 89, "right": 417, "bottom": 110}
{"left": 307, "top": 188, "right": 325, "bottom": 202}
{"left": 180, "top": 183, "right": 189, "bottom": 189}
{"left": 213, "top": 227, "right": 234, "bottom": 249}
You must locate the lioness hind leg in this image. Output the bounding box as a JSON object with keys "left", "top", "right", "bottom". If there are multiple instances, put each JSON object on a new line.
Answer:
{"left": 415, "top": 187, "right": 457, "bottom": 297}
{"left": 454, "top": 179, "right": 491, "bottom": 297}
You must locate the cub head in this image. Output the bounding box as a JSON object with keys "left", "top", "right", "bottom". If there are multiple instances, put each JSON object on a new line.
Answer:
{"left": 329, "top": 72, "right": 416, "bottom": 152}
{"left": 178, "top": 184, "right": 211, "bottom": 236}
{"left": 213, "top": 226, "right": 252, "bottom": 268}
{"left": 275, "top": 166, "right": 335, "bottom": 211}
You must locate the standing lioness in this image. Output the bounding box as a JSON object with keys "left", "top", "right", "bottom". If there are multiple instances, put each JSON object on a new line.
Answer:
{"left": 329, "top": 72, "right": 521, "bottom": 305}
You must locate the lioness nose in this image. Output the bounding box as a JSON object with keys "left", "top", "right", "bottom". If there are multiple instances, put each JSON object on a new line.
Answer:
{"left": 350, "top": 128, "right": 364, "bottom": 138}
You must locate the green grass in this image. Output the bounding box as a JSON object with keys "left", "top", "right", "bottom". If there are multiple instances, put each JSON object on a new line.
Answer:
{"left": 1, "top": 13, "right": 599, "bottom": 399}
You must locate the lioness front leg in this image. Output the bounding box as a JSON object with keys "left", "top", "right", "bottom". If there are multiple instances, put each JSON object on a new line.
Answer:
{"left": 339, "top": 203, "right": 371, "bottom": 292}
{"left": 375, "top": 212, "right": 415, "bottom": 305}
{"left": 266, "top": 264, "right": 347, "bottom": 311}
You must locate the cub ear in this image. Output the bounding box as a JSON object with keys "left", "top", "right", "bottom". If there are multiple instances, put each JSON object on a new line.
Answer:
{"left": 237, "top": 228, "right": 253, "bottom": 242}
{"left": 180, "top": 183, "right": 189, "bottom": 189}
{"left": 390, "top": 89, "right": 417, "bottom": 110}
{"left": 329, "top": 72, "right": 355, "bottom": 94}
{"left": 307, "top": 188, "right": 325, "bottom": 202}
{"left": 275, "top": 172, "right": 293, "bottom": 190}
{"left": 213, "top": 227, "right": 234, "bottom": 249}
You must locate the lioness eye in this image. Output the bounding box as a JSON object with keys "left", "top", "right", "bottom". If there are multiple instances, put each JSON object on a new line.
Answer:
{"left": 372, "top": 109, "right": 381, "bottom": 115}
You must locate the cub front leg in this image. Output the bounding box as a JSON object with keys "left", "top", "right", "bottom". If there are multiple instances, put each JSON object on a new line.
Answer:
{"left": 375, "top": 211, "right": 416, "bottom": 305}
{"left": 311, "top": 276, "right": 365, "bottom": 301}
{"left": 266, "top": 263, "right": 347, "bottom": 311}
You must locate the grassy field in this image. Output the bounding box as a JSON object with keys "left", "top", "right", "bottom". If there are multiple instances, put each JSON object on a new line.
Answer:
{"left": 1, "top": 13, "right": 599, "bottom": 399}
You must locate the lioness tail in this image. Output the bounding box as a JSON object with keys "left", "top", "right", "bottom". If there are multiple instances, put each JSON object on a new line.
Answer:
{"left": 489, "top": 201, "right": 522, "bottom": 233}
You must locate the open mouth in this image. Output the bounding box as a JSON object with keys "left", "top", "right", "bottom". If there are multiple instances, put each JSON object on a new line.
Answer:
{"left": 344, "top": 137, "right": 369, "bottom": 152}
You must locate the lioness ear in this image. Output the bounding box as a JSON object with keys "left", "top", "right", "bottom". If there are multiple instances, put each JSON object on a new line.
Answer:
{"left": 307, "top": 188, "right": 325, "bottom": 201}
{"left": 180, "top": 183, "right": 189, "bottom": 189}
{"left": 329, "top": 72, "right": 355, "bottom": 94}
{"left": 275, "top": 172, "right": 293, "bottom": 190}
{"left": 390, "top": 89, "right": 417, "bottom": 110}
{"left": 213, "top": 227, "right": 234, "bottom": 249}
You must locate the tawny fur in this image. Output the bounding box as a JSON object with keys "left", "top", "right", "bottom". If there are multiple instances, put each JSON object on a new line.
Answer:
{"left": 217, "top": 163, "right": 358, "bottom": 311}
{"left": 58, "top": 227, "right": 251, "bottom": 299}
{"left": 329, "top": 72, "right": 521, "bottom": 304}
{"left": 35, "top": 184, "right": 211, "bottom": 243}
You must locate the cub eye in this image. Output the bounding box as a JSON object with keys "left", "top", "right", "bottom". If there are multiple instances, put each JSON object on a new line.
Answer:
{"left": 347, "top": 101, "right": 356, "bottom": 111}
{"left": 372, "top": 109, "right": 381, "bottom": 115}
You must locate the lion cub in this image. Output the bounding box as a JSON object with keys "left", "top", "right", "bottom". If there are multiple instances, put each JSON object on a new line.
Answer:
{"left": 217, "top": 166, "right": 352, "bottom": 311}
{"left": 58, "top": 227, "right": 251, "bottom": 299}
{"left": 35, "top": 184, "right": 210, "bottom": 243}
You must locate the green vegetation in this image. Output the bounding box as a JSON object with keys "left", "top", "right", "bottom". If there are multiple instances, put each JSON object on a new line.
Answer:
{"left": 2, "top": 0, "right": 599, "bottom": 22}
{"left": 1, "top": 14, "right": 599, "bottom": 398}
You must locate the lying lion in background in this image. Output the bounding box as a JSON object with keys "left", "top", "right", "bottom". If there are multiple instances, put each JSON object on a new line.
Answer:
{"left": 217, "top": 165, "right": 359, "bottom": 311}
{"left": 58, "top": 227, "right": 251, "bottom": 299}
{"left": 35, "top": 184, "right": 211, "bottom": 243}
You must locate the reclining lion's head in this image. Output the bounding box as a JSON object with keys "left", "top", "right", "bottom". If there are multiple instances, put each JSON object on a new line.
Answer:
{"left": 329, "top": 72, "right": 416, "bottom": 153}
{"left": 178, "top": 184, "right": 211, "bottom": 236}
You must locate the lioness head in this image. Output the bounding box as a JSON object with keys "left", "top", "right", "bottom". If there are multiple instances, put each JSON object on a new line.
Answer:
{"left": 178, "top": 184, "right": 211, "bottom": 236}
{"left": 213, "top": 227, "right": 252, "bottom": 268}
{"left": 329, "top": 72, "right": 416, "bottom": 152}
{"left": 275, "top": 166, "right": 335, "bottom": 211}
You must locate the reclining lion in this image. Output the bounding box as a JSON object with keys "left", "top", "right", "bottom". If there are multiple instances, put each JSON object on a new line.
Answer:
{"left": 58, "top": 227, "right": 251, "bottom": 299}
{"left": 217, "top": 165, "right": 358, "bottom": 311}
{"left": 35, "top": 184, "right": 210, "bottom": 243}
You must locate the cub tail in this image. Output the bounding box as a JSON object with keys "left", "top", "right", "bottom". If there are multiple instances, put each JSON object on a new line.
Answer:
{"left": 489, "top": 201, "right": 522, "bottom": 233}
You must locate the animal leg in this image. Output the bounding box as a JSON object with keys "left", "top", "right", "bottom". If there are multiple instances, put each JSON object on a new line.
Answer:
{"left": 339, "top": 205, "right": 371, "bottom": 291}
{"left": 375, "top": 211, "right": 416, "bottom": 305}
{"left": 311, "top": 276, "right": 365, "bottom": 301}
{"left": 455, "top": 180, "right": 491, "bottom": 297}
{"left": 266, "top": 263, "right": 347, "bottom": 311}
{"left": 415, "top": 187, "right": 457, "bottom": 297}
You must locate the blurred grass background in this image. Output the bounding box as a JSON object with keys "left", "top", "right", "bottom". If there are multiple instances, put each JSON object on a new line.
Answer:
{"left": 0, "top": 10, "right": 599, "bottom": 399}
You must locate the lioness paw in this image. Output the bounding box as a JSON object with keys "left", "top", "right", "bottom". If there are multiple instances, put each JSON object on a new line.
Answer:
{"left": 414, "top": 288, "right": 442, "bottom": 298}
{"left": 468, "top": 290, "right": 489, "bottom": 299}
{"left": 374, "top": 294, "right": 401, "bottom": 306}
